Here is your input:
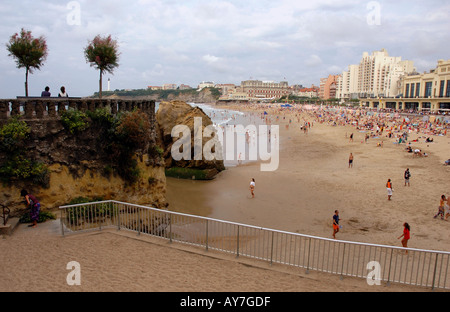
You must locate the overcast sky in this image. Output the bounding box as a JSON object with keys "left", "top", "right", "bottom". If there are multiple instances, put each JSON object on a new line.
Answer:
{"left": 0, "top": 0, "right": 449, "bottom": 98}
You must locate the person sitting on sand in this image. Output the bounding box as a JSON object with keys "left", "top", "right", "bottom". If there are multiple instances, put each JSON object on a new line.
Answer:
{"left": 413, "top": 149, "right": 423, "bottom": 157}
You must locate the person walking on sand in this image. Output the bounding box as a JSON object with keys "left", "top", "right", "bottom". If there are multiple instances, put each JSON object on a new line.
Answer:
{"left": 445, "top": 195, "right": 450, "bottom": 221}
{"left": 249, "top": 178, "right": 255, "bottom": 198}
{"left": 21, "top": 189, "right": 40, "bottom": 228}
{"left": 404, "top": 168, "right": 411, "bottom": 187}
{"left": 397, "top": 223, "right": 411, "bottom": 253}
{"left": 386, "top": 179, "right": 393, "bottom": 200}
{"left": 332, "top": 210, "right": 342, "bottom": 239}
{"left": 434, "top": 195, "right": 446, "bottom": 220}
{"left": 348, "top": 153, "right": 354, "bottom": 168}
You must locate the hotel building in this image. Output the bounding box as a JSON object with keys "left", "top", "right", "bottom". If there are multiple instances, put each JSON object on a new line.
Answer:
{"left": 337, "top": 49, "right": 415, "bottom": 99}
{"left": 241, "top": 80, "right": 290, "bottom": 100}
{"left": 360, "top": 60, "right": 450, "bottom": 112}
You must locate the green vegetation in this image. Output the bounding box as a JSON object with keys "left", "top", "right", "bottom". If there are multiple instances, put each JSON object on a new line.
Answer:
{"left": 165, "top": 167, "right": 211, "bottom": 180}
{"left": 0, "top": 118, "right": 50, "bottom": 187}
{"left": 19, "top": 210, "right": 56, "bottom": 224}
{"left": 64, "top": 196, "right": 114, "bottom": 225}
{"left": 93, "top": 87, "right": 223, "bottom": 100}
{"left": 60, "top": 109, "right": 89, "bottom": 134}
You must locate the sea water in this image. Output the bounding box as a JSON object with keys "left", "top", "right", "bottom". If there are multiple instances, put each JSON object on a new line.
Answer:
{"left": 156, "top": 102, "right": 276, "bottom": 167}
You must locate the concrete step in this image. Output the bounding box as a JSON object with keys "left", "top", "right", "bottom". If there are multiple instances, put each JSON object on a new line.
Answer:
{"left": 0, "top": 217, "right": 20, "bottom": 236}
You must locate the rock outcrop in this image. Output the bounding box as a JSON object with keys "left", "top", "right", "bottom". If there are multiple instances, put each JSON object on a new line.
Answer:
{"left": 156, "top": 101, "right": 225, "bottom": 179}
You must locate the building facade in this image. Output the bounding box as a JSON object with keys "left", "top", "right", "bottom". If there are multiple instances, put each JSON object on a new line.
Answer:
{"left": 360, "top": 60, "right": 450, "bottom": 113}
{"left": 241, "top": 80, "right": 290, "bottom": 100}
{"left": 319, "top": 75, "right": 339, "bottom": 100}
{"left": 337, "top": 49, "right": 415, "bottom": 99}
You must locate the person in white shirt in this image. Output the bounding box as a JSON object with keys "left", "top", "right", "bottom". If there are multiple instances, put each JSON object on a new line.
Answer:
{"left": 249, "top": 178, "right": 255, "bottom": 198}
{"left": 58, "top": 86, "right": 69, "bottom": 97}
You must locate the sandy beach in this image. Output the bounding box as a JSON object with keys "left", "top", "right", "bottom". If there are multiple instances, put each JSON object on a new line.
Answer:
{"left": 1, "top": 103, "right": 449, "bottom": 293}
{"left": 168, "top": 104, "right": 450, "bottom": 252}
{"left": 0, "top": 218, "right": 427, "bottom": 293}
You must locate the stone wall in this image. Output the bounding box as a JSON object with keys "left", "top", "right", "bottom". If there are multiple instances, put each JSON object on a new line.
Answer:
{"left": 0, "top": 98, "right": 167, "bottom": 213}
{"left": 0, "top": 98, "right": 155, "bottom": 122}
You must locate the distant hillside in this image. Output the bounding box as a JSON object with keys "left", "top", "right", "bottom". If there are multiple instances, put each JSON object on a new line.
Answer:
{"left": 93, "top": 87, "right": 222, "bottom": 103}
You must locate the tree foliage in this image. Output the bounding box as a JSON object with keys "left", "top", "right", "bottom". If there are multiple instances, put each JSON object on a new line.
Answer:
{"left": 6, "top": 28, "right": 48, "bottom": 97}
{"left": 84, "top": 35, "right": 120, "bottom": 99}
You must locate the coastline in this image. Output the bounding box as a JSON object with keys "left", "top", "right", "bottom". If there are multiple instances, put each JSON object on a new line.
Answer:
{"left": 2, "top": 102, "right": 449, "bottom": 292}
{"left": 167, "top": 103, "right": 450, "bottom": 252}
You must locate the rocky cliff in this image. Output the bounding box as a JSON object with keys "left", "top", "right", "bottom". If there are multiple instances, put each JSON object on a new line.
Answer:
{"left": 156, "top": 101, "right": 225, "bottom": 180}
{"left": 0, "top": 99, "right": 167, "bottom": 214}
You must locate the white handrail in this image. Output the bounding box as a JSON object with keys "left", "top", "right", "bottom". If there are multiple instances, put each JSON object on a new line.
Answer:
{"left": 59, "top": 200, "right": 450, "bottom": 289}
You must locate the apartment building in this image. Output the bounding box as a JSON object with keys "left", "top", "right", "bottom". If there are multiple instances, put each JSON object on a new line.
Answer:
{"left": 319, "top": 75, "right": 339, "bottom": 100}
{"left": 336, "top": 49, "right": 415, "bottom": 99}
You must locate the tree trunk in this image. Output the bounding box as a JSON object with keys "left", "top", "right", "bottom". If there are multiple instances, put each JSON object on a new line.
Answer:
{"left": 25, "top": 67, "right": 29, "bottom": 97}
{"left": 99, "top": 69, "right": 103, "bottom": 99}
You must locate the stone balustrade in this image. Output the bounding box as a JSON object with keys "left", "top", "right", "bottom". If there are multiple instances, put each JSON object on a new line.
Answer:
{"left": 0, "top": 98, "right": 156, "bottom": 121}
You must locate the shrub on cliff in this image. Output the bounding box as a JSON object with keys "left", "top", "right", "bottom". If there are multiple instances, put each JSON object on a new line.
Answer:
{"left": 0, "top": 117, "right": 30, "bottom": 153}
{"left": 60, "top": 109, "right": 89, "bottom": 134}
{"left": 115, "top": 110, "right": 151, "bottom": 151}
{"left": 0, "top": 118, "right": 50, "bottom": 187}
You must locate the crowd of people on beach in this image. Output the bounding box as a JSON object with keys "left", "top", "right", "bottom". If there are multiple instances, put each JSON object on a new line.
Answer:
{"left": 218, "top": 102, "right": 450, "bottom": 250}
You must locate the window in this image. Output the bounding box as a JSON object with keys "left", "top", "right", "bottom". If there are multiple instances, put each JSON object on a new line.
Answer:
{"left": 410, "top": 84, "right": 415, "bottom": 98}
{"left": 439, "top": 81, "right": 445, "bottom": 97}
{"left": 425, "top": 82, "right": 432, "bottom": 98}
{"left": 446, "top": 81, "right": 450, "bottom": 98}
{"left": 405, "top": 84, "right": 410, "bottom": 98}
{"left": 415, "top": 83, "right": 420, "bottom": 98}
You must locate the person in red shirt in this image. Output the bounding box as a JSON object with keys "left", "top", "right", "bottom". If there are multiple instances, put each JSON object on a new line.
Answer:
{"left": 397, "top": 223, "right": 410, "bottom": 253}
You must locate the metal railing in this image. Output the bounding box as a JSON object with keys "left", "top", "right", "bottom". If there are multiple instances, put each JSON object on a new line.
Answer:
{"left": 1, "top": 204, "right": 10, "bottom": 226}
{"left": 59, "top": 200, "right": 450, "bottom": 290}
